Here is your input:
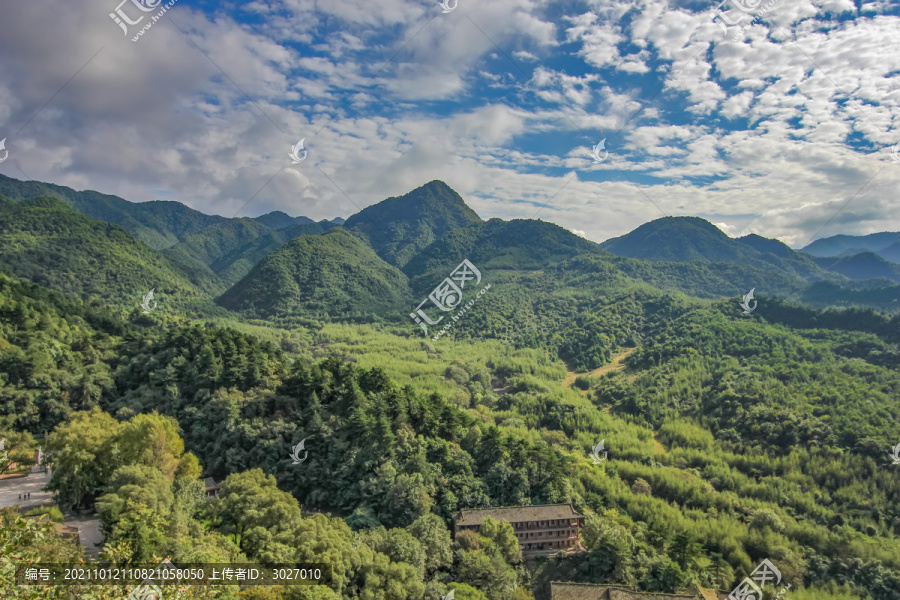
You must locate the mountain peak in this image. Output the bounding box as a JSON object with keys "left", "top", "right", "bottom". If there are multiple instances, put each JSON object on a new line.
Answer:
{"left": 599, "top": 216, "right": 738, "bottom": 262}
{"left": 344, "top": 181, "right": 482, "bottom": 268}
{"left": 254, "top": 211, "right": 314, "bottom": 230}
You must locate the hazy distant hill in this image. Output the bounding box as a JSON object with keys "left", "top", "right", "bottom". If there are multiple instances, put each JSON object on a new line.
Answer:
{"left": 345, "top": 180, "right": 483, "bottom": 268}
{"left": 811, "top": 252, "right": 900, "bottom": 283}
{"left": 599, "top": 216, "right": 832, "bottom": 281}
{"left": 217, "top": 228, "right": 411, "bottom": 318}
{"left": 0, "top": 174, "right": 227, "bottom": 250}
{"left": 0, "top": 196, "right": 213, "bottom": 304}
{"left": 802, "top": 232, "right": 900, "bottom": 261}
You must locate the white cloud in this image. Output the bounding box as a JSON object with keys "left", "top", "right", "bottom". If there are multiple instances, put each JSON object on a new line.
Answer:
{"left": 0, "top": 0, "right": 897, "bottom": 251}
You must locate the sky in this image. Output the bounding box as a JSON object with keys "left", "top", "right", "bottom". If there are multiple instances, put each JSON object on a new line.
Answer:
{"left": 0, "top": 0, "right": 898, "bottom": 247}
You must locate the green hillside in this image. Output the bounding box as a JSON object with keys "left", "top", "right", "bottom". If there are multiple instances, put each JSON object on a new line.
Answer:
{"left": 217, "top": 227, "right": 412, "bottom": 318}
{"left": 600, "top": 217, "right": 750, "bottom": 262}
{"left": 0, "top": 174, "right": 226, "bottom": 249}
{"left": 403, "top": 218, "right": 605, "bottom": 291}
{"left": 345, "top": 180, "right": 483, "bottom": 268}
{"left": 0, "top": 196, "right": 216, "bottom": 306}
{"left": 210, "top": 220, "right": 337, "bottom": 287}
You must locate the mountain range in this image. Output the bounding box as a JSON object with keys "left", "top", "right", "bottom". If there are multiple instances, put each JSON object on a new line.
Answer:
{"left": 1, "top": 174, "right": 899, "bottom": 325}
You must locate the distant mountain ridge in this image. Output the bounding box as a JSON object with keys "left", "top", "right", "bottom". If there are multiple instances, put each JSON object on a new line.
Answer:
{"left": 810, "top": 252, "right": 900, "bottom": 283}
{"left": 1, "top": 175, "right": 899, "bottom": 321}
{"left": 0, "top": 174, "right": 335, "bottom": 289}
{"left": 0, "top": 174, "right": 227, "bottom": 250}
{"left": 802, "top": 232, "right": 900, "bottom": 263}
{"left": 598, "top": 216, "right": 832, "bottom": 281}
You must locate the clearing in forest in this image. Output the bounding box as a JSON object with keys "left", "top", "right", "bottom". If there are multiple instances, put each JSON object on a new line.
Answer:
{"left": 562, "top": 347, "right": 637, "bottom": 389}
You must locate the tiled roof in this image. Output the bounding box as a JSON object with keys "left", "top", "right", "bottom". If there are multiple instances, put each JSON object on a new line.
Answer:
{"left": 456, "top": 504, "right": 583, "bottom": 527}
{"left": 692, "top": 586, "right": 727, "bottom": 600}
{"left": 204, "top": 477, "right": 219, "bottom": 490}
{"left": 550, "top": 583, "right": 707, "bottom": 600}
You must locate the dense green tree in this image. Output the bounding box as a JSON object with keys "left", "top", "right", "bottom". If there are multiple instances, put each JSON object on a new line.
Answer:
{"left": 45, "top": 407, "right": 121, "bottom": 508}
{"left": 407, "top": 513, "right": 454, "bottom": 574}
{"left": 214, "top": 469, "right": 304, "bottom": 562}
{"left": 0, "top": 430, "right": 35, "bottom": 474}
{"left": 479, "top": 516, "right": 522, "bottom": 565}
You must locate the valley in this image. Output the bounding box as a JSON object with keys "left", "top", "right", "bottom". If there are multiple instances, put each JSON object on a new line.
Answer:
{"left": 0, "top": 176, "right": 898, "bottom": 600}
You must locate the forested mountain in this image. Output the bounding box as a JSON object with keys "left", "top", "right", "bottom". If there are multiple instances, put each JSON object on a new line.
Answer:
{"left": 0, "top": 196, "right": 217, "bottom": 304}
{"left": 403, "top": 217, "right": 604, "bottom": 291}
{"left": 162, "top": 218, "right": 338, "bottom": 290}
{"left": 217, "top": 228, "right": 412, "bottom": 319}
{"left": 345, "top": 180, "right": 483, "bottom": 268}
{"left": 0, "top": 174, "right": 227, "bottom": 250}
{"left": 600, "top": 217, "right": 748, "bottom": 262}
{"left": 599, "top": 216, "right": 832, "bottom": 281}
{"left": 254, "top": 211, "right": 316, "bottom": 230}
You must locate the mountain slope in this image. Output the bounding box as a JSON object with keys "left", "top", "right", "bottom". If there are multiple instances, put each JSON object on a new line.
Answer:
{"left": 344, "top": 180, "right": 483, "bottom": 268}
{"left": 217, "top": 228, "right": 411, "bottom": 318}
{"left": 0, "top": 174, "right": 226, "bottom": 250}
{"left": 0, "top": 196, "right": 213, "bottom": 304}
{"left": 403, "top": 218, "right": 606, "bottom": 292}
{"left": 210, "top": 220, "right": 338, "bottom": 287}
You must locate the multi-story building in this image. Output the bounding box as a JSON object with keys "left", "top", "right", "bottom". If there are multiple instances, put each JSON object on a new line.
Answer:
{"left": 454, "top": 503, "right": 585, "bottom": 556}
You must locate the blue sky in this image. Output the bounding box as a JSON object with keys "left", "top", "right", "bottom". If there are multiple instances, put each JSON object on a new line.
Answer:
{"left": 0, "top": 0, "right": 898, "bottom": 246}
